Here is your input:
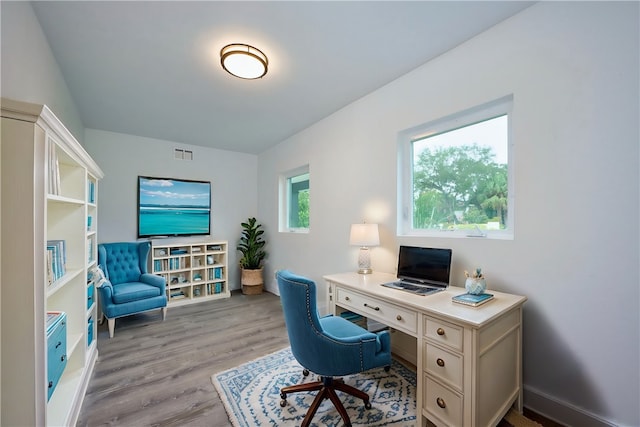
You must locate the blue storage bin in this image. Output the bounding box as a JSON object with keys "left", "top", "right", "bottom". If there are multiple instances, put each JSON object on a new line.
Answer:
{"left": 87, "top": 317, "right": 94, "bottom": 346}
{"left": 87, "top": 284, "right": 95, "bottom": 309}
{"left": 46, "top": 312, "right": 67, "bottom": 401}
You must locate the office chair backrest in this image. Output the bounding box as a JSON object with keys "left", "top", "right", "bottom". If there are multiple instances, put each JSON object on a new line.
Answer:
{"left": 276, "top": 270, "right": 330, "bottom": 370}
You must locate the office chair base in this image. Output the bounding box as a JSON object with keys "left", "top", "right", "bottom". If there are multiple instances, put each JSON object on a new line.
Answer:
{"left": 280, "top": 376, "right": 370, "bottom": 427}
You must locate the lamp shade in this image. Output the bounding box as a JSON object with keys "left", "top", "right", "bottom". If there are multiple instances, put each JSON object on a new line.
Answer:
{"left": 220, "top": 43, "right": 268, "bottom": 79}
{"left": 349, "top": 223, "right": 380, "bottom": 247}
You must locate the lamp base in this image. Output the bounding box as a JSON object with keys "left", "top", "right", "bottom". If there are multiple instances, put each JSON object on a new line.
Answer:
{"left": 357, "top": 247, "right": 373, "bottom": 275}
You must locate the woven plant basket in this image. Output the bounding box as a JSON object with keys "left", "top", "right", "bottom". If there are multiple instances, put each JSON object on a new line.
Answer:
{"left": 241, "top": 267, "right": 264, "bottom": 295}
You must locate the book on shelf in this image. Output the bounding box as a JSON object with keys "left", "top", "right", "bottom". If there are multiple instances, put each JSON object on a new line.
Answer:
{"left": 452, "top": 292, "right": 494, "bottom": 307}
{"left": 46, "top": 311, "right": 65, "bottom": 334}
{"left": 87, "top": 179, "right": 96, "bottom": 203}
{"left": 48, "top": 141, "right": 61, "bottom": 195}
{"left": 170, "top": 290, "right": 186, "bottom": 299}
{"left": 46, "top": 239, "right": 66, "bottom": 284}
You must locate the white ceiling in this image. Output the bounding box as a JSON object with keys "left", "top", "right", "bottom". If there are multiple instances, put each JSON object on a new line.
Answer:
{"left": 31, "top": 1, "right": 533, "bottom": 154}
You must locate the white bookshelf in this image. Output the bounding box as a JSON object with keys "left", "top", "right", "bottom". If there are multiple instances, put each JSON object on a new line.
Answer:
{"left": 1, "top": 98, "right": 103, "bottom": 426}
{"left": 151, "top": 241, "right": 230, "bottom": 306}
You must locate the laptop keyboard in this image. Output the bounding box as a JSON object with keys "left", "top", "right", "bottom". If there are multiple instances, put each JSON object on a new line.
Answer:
{"left": 382, "top": 281, "right": 442, "bottom": 295}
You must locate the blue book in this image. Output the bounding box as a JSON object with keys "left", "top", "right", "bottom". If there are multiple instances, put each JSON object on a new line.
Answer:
{"left": 452, "top": 292, "right": 494, "bottom": 307}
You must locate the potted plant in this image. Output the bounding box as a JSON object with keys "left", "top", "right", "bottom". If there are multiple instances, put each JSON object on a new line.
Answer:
{"left": 237, "top": 217, "right": 267, "bottom": 295}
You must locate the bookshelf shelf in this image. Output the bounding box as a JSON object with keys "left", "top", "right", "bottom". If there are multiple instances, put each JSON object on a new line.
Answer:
{"left": 1, "top": 98, "right": 103, "bottom": 426}
{"left": 152, "top": 241, "right": 230, "bottom": 306}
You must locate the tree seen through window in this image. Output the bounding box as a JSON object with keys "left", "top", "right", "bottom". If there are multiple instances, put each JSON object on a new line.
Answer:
{"left": 412, "top": 115, "right": 508, "bottom": 231}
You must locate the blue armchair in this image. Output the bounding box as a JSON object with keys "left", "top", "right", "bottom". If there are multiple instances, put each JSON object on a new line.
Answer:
{"left": 276, "top": 270, "right": 391, "bottom": 427}
{"left": 97, "top": 242, "right": 167, "bottom": 338}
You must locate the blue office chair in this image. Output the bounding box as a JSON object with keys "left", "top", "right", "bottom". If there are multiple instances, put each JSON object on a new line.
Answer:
{"left": 97, "top": 242, "right": 167, "bottom": 338}
{"left": 276, "top": 270, "right": 391, "bottom": 427}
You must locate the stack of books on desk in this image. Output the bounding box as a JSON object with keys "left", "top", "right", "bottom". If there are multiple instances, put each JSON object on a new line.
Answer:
{"left": 452, "top": 292, "right": 494, "bottom": 307}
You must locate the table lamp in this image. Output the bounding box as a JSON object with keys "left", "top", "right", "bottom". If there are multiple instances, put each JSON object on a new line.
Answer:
{"left": 349, "top": 223, "right": 380, "bottom": 274}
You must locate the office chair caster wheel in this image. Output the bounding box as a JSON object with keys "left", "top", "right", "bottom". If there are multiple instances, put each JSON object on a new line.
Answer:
{"left": 364, "top": 401, "right": 372, "bottom": 410}
{"left": 384, "top": 365, "right": 390, "bottom": 372}
{"left": 280, "top": 399, "right": 287, "bottom": 407}
{"left": 303, "top": 368, "right": 309, "bottom": 376}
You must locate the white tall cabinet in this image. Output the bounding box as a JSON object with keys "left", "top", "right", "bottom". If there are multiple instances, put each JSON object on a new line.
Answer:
{"left": 1, "top": 98, "right": 104, "bottom": 426}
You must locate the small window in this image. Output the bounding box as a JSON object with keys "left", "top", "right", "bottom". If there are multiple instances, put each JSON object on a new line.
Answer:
{"left": 280, "top": 166, "right": 310, "bottom": 232}
{"left": 398, "top": 96, "right": 513, "bottom": 239}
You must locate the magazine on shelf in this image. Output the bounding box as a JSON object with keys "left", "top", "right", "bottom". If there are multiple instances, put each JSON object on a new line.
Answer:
{"left": 452, "top": 292, "right": 494, "bottom": 307}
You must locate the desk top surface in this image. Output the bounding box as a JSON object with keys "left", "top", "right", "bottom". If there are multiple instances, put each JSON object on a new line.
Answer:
{"left": 324, "top": 271, "right": 527, "bottom": 328}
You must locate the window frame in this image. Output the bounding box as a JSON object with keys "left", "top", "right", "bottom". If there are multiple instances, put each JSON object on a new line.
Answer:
{"left": 279, "top": 165, "right": 310, "bottom": 233}
{"left": 397, "top": 96, "right": 514, "bottom": 240}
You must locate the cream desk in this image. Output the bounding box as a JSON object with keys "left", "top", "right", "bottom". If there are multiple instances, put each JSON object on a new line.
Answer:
{"left": 324, "top": 272, "right": 527, "bottom": 427}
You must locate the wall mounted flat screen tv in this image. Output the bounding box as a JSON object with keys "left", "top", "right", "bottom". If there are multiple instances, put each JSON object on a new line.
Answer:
{"left": 137, "top": 176, "right": 211, "bottom": 238}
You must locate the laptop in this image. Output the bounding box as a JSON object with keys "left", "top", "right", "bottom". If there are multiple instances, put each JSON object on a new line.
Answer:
{"left": 382, "top": 246, "right": 453, "bottom": 296}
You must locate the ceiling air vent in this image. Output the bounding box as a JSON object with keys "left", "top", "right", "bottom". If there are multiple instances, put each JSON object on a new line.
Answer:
{"left": 174, "top": 148, "right": 193, "bottom": 160}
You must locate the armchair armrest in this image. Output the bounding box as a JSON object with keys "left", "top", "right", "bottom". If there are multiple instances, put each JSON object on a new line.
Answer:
{"left": 140, "top": 273, "right": 166, "bottom": 292}
{"left": 97, "top": 279, "right": 114, "bottom": 303}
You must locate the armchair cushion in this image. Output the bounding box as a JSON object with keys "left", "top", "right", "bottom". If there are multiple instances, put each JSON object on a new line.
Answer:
{"left": 111, "top": 282, "right": 162, "bottom": 304}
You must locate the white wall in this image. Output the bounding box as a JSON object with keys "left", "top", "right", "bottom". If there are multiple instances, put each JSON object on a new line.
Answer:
{"left": 85, "top": 129, "right": 258, "bottom": 290}
{"left": 0, "top": 1, "right": 84, "bottom": 144}
{"left": 258, "top": 2, "right": 639, "bottom": 426}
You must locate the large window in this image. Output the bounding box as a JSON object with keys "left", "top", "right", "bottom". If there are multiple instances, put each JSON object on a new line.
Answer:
{"left": 280, "top": 166, "right": 310, "bottom": 232}
{"left": 399, "top": 96, "right": 513, "bottom": 239}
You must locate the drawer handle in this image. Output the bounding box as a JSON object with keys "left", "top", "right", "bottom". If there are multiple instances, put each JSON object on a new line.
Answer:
{"left": 437, "top": 358, "right": 445, "bottom": 367}
{"left": 48, "top": 381, "right": 53, "bottom": 389}
{"left": 437, "top": 327, "right": 445, "bottom": 336}
{"left": 345, "top": 296, "right": 350, "bottom": 301}
{"left": 396, "top": 315, "right": 402, "bottom": 321}
{"left": 61, "top": 355, "right": 66, "bottom": 362}
{"left": 55, "top": 341, "right": 62, "bottom": 349}
{"left": 437, "top": 397, "right": 446, "bottom": 409}
{"left": 364, "top": 303, "right": 380, "bottom": 311}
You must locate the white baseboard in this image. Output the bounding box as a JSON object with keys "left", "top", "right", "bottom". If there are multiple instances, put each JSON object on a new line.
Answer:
{"left": 524, "top": 385, "right": 619, "bottom": 427}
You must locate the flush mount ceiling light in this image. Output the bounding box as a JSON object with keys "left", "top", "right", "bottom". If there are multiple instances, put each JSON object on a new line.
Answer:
{"left": 220, "top": 43, "right": 268, "bottom": 80}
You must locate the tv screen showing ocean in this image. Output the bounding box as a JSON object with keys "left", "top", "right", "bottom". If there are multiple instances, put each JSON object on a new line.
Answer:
{"left": 139, "top": 208, "right": 210, "bottom": 236}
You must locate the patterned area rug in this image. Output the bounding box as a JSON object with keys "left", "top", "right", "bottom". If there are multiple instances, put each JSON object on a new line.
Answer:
{"left": 212, "top": 347, "right": 417, "bottom": 426}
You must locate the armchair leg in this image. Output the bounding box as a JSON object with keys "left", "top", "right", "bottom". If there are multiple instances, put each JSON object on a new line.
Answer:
{"left": 108, "top": 317, "right": 115, "bottom": 338}
{"left": 161, "top": 306, "right": 167, "bottom": 320}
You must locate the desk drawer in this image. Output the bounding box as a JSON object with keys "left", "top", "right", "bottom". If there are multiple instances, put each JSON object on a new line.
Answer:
{"left": 425, "top": 316, "right": 463, "bottom": 351}
{"left": 424, "top": 375, "right": 463, "bottom": 427}
{"left": 424, "top": 342, "right": 463, "bottom": 391}
{"left": 336, "top": 287, "right": 417, "bottom": 334}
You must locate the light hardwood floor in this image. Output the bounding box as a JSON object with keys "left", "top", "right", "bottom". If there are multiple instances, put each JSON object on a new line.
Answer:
{"left": 77, "top": 291, "right": 289, "bottom": 426}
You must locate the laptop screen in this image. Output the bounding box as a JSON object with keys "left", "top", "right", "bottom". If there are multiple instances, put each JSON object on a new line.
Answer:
{"left": 397, "top": 246, "right": 452, "bottom": 287}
